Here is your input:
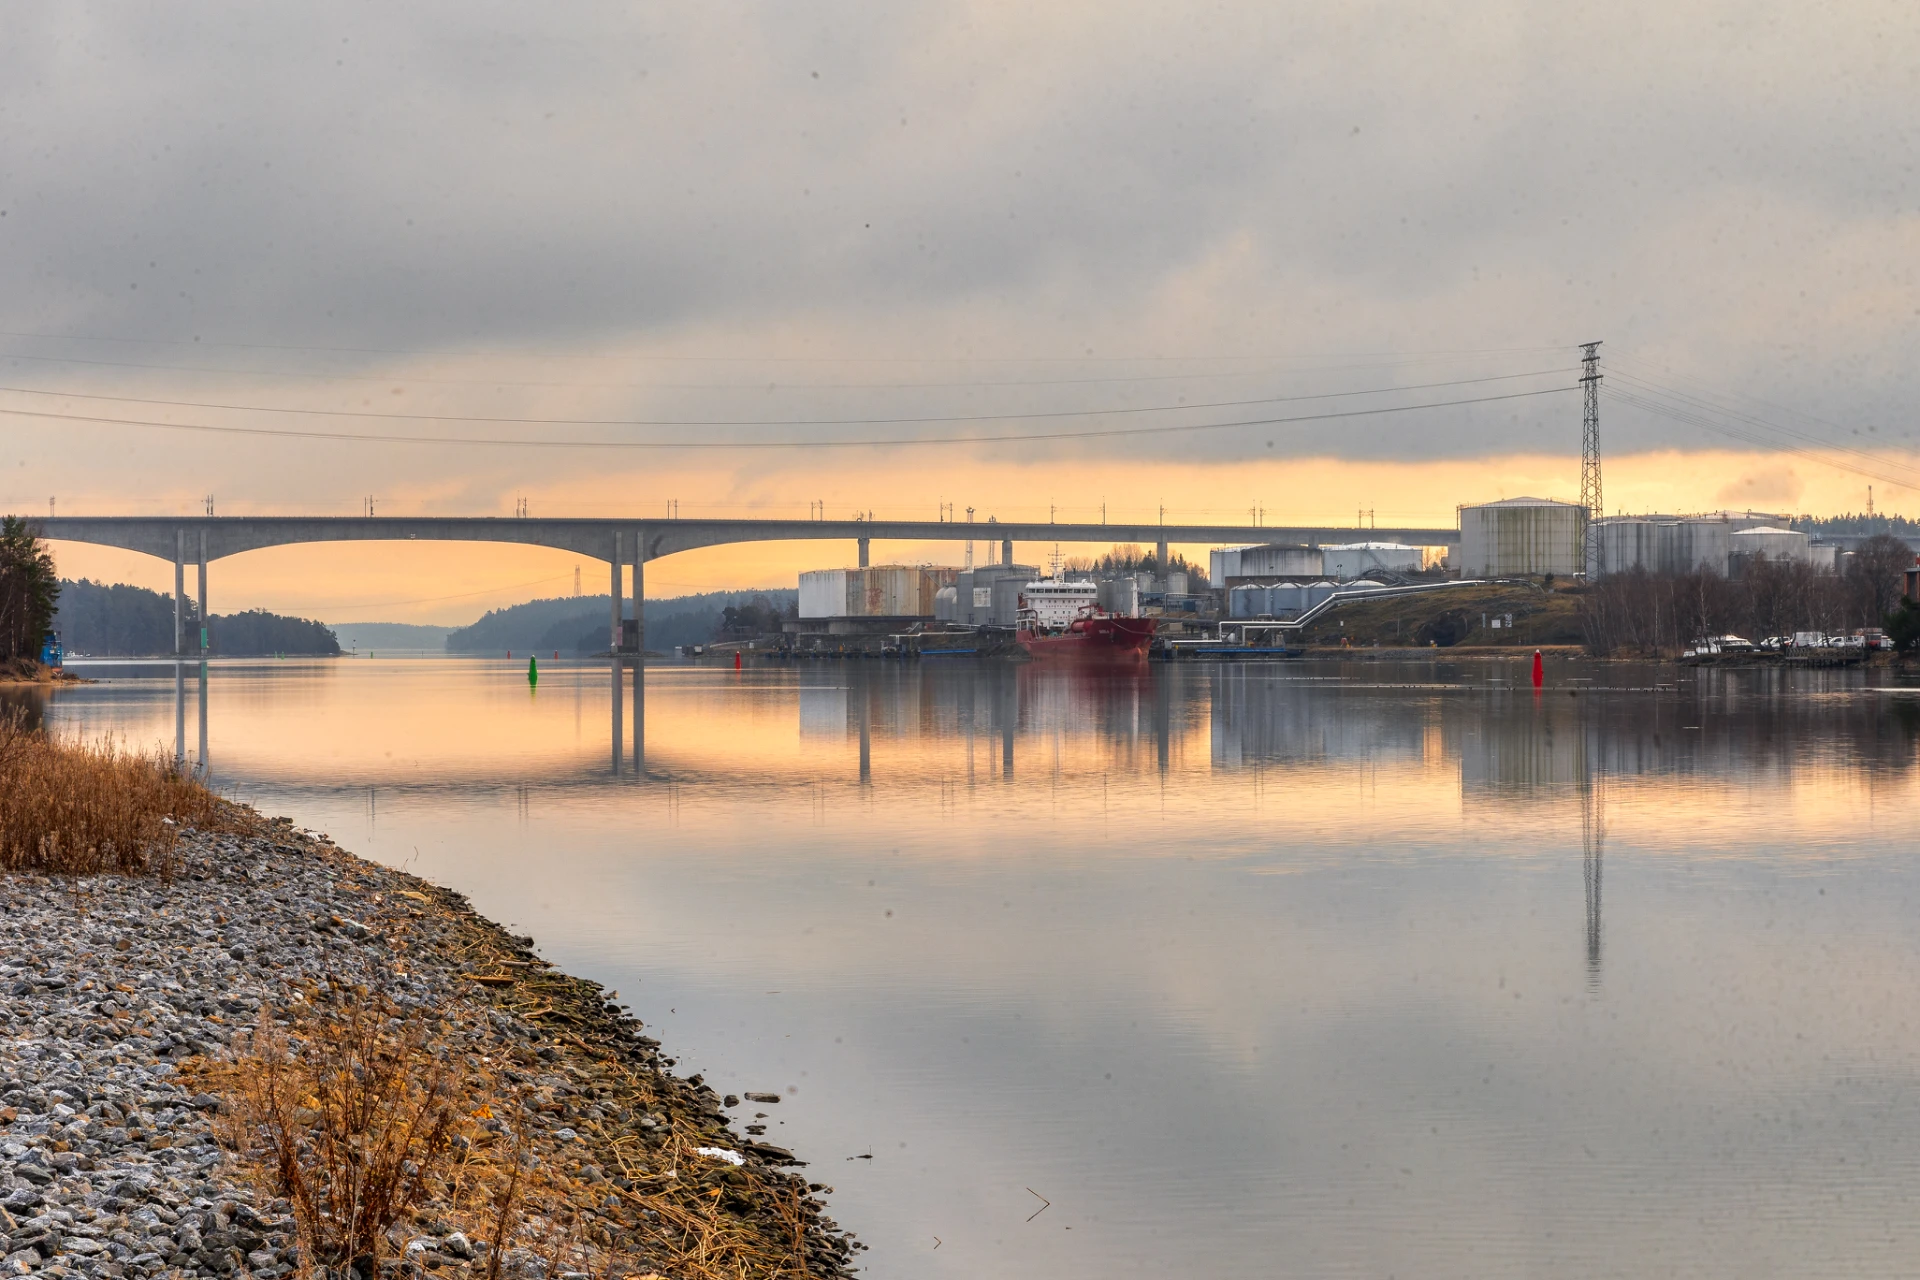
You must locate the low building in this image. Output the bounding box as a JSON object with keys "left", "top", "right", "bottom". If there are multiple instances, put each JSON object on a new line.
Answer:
{"left": 1457, "top": 498, "right": 1587, "bottom": 578}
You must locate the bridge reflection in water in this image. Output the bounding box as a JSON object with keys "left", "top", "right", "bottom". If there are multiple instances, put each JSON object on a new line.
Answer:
{"left": 115, "top": 656, "right": 1920, "bottom": 990}
{"left": 33, "top": 654, "right": 1910, "bottom": 1278}
{"left": 169, "top": 661, "right": 210, "bottom": 778}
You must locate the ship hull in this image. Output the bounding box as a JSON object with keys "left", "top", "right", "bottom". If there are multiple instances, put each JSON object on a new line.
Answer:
{"left": 1017, "top": 615, "right": 1157, "bottom": 661}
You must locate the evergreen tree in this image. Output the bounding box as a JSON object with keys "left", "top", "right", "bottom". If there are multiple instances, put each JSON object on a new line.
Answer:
{"left": 0, "top": 516, "right": 59, "bottom": 662}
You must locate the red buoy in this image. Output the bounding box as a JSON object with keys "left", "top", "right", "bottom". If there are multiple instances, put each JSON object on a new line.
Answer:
{"left": 734, "top": 650, "right": 742, "bottom": 671}
{"left": 1532, "top": 649, "right": 1544, "bottom": 688}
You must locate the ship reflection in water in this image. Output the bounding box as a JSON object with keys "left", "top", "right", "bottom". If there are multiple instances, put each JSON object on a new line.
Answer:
{"left": 30, "top": 656, "right": 1920, "bottom": 1279}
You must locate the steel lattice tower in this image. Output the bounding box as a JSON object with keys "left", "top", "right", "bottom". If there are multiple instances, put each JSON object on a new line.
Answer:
{"left": 1578, "top": 341, "right": 1603, "bottom": 577}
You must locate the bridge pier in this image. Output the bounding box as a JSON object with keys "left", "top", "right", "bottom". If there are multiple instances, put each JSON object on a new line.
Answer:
{"left": 197, "top": 530, "right": 208, "bottom": 655}
{"left": 1156, "top": 536, "right": 1169, "bottom": 580}
{"left": 173, "top": 530, "right": 186, "bottom": 657}
{"left": 1001, "top": 536, "right": 1013, "bottom": 568}
{"left": 641, "top": 529, "right": 656, "bottom": 656}
{"left": 857, "top": 536, "right": 869, "bottom": 568}
{"left": 609, "top": 530, "right": 623, "bottom": 655}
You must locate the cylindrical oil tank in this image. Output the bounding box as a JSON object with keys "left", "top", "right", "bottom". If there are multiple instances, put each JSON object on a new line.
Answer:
{"left": 798, "top": 569, "right": 848, "bottom": 619}
{"left": 1728, "top": 525, "right": 1809, "bottom": 564}
{"left": 1231, "top": 544, "right": 1322, "bottom": 579}
{"left": 1457, "top": 499, "right": 1587, "bottom": 577}
{"left": 1321, "top": 542, "right": 1423, "bottom": 580}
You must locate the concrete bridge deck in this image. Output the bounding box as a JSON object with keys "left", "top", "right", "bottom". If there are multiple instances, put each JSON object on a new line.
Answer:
{"left": 34, "top": 514, "right": 1460, "bottom": 655}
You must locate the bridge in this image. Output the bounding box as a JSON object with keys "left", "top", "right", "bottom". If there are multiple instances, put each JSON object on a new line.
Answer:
{"left": 35, "top": 514, "right": 1461, "bottom": 655}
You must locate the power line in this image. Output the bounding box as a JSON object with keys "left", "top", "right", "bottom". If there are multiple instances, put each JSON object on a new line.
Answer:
{"left": 0, "top": 328, "right": 1570, "bottom": 364}
{"left": 1609, "top": 352, "right": 1903, "bottom": 440}
{"left": 0, "top": 368, "right": 1565, "bottom": 429}
{"left": 1608, "top": 388, "right": 1920, "bottom": 490}
{"left": 0, "top": 345, "right": 1562, "bottom": 392}
{"left": 1607, "top": 367, "right": 1920, "bottom": 481}
{"left": 0, "top": 385, "right": 1574, "bottom": 450}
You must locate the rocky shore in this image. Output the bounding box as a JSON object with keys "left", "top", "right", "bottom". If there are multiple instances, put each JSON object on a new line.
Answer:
{"left": 0, "top": 814, "right": 859, "bottom": 1279}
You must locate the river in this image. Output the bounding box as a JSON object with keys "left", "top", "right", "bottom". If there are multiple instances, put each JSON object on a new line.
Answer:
{"left": 17, "top": 655, "right": 1920, "bottom": 1277}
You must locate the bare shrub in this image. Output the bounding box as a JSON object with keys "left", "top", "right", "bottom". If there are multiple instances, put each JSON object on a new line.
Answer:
{"left": 0, "top": 708, "right": 233, "bottom": 874}
{"left": 199, "top": 972, "right": 842, "bottom": 1279}
{"left": 220, "top": 990, "right": 467, "bottom": 1277}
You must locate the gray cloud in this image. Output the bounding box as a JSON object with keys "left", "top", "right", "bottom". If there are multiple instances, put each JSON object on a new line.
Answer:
{"left": 1, "top": 0, "right": 1916, "bottom": 474}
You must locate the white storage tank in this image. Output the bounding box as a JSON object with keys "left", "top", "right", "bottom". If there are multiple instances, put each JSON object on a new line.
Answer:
{"left": 955, "top": 565, "right": 1038, "bottom": 626}
{"left": 798, "top": 569, "right": 849, "bottom": 619}
{"left": 933, "top": 585, "right": 958, "bottom": 622}
{"left": 1212, "top": 543, "right": 1322, "bottom": 585}
{"left": 1728, "top": 525, "right": 1810, "bottom": 566}
{"left": 800, "top": 565, "right": 960, "bottom": 618}
{"left": 1592, "top": 512, "right": 1785, "bottom": 578}
{"left": 1268, "top": 582, "right": 1340, "bottom": 617}
{"left": 1457, "top": 498, "right": 1587, "bottom": 577}
{"left": 1096, "top": 576, "right": 1142, "bottom": 617}
{"left": 1321, "top": 542, "right": 1423, "bottom": 581}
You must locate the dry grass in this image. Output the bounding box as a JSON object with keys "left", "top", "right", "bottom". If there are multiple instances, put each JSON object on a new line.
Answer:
{"left": 0, "top": 708, "right": 235, "bottom": 874}
{"left": 197, "top": 973, "right": 845, "bottom": 1280}
{"left": 220, "top": 990, "right": 467, "bottom": 1276}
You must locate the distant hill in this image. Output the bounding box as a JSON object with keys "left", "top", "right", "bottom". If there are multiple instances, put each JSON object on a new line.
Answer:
{"left": 329, "top": 622, "right": 455, "bottom": 652}
{"left": 447, "top": 589, "right": 798, "bottom": 654}
{"left": 55, "top": 579, "right": 341, "bottom": 656}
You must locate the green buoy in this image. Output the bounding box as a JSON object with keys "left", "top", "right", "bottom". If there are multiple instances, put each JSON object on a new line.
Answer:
{"left": 528, "top": 655, "right": 539, "bottom": 686}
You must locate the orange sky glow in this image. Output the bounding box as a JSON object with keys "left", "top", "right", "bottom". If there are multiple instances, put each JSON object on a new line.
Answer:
{"left": 39, "top": 445, "right": 1907, "bottom": 625}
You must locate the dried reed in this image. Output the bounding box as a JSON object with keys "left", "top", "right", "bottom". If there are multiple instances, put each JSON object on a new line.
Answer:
{"left": 0, "top": 707, "right": 231, "bottom": 874}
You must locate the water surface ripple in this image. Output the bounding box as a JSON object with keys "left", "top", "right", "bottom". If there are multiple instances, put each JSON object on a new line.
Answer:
{"left": 21, "top": 656, "right": 1920, "bottom": 1278}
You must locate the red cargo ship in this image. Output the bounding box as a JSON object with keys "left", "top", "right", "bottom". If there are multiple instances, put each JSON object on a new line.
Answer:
{"left": 1015, "top": 578, "right": 1157, "bottom": 661}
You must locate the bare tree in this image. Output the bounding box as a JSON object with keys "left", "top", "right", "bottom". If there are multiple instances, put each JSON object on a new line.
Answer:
{"left": 1847, "top": 534, "right": 1913, "bottom": 624}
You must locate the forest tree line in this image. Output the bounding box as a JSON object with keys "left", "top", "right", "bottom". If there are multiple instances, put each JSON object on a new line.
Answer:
{"left": 1063, "top": 544, "right": 1212, "bottom": 587}
{"left": 1583, "top": 534, "right": 1913, "bottom": 656}
{"left": 52, "top": 578, "right": 341, "bottom": 656}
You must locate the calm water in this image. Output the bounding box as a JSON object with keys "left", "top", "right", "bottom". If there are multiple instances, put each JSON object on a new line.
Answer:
{"left": 17, "top": 656, "right": 1920, "bottom": 1277}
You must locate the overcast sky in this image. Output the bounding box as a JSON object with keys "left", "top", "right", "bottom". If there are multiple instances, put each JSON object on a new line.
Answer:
{"left": 4, "top": 2, "right": 1916, "bottom": 615}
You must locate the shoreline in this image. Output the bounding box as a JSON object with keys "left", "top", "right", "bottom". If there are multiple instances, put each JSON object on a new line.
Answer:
{"left": 0, "top": 810, "right": 859, "bottom": 1278}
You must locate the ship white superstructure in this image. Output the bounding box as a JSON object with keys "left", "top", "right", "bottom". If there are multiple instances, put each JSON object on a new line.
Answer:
{"left": 1019, "top": 578, "right": 1099, "bottom": 631}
